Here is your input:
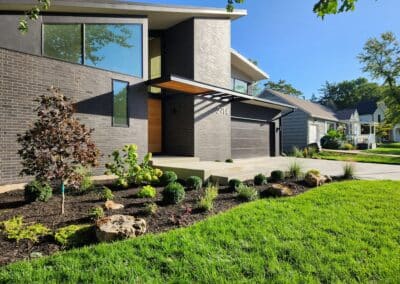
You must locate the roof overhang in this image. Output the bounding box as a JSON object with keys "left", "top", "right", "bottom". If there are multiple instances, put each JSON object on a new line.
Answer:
{"left": 148, "top": 75, "right": 295, "bottom": 111}
{"left": 231, "top": 48, "right": 269, "bottom": 81}
{"left": 0, "top": 0, "right": 247, "bottom": 30}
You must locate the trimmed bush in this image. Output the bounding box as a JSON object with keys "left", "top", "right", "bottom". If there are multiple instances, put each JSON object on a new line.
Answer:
{"left": 320, "top": 136, "right": 342, "bottom": 149}
{"left": 254, "top": 173, "right": 267, "bottom": 186}
{"left": 228, "top": 179, "right": 243, "bottom": 191}
{"left": 55, "top": 224, "right": 94, "bottom": 248}
{"left": 24, "top": 180, "right": 52, "bottom": 203}
{"left": 160, "top": 171, "right": 178, "bottom": 186}
{"left": 162, "top": 182, "right": 185, "bottom": 204}
{"left": 88, "top": 206, "right": 104, "bottom": 220}
{"left": 186, "top": 176, "right": 203, "bottom": 191}
{"left": 270, "top": 170, "right": 285, "bottom": 182}
{"left": 197, "top": 185, "right": 219, "bottom": 212}
{"left": 137, "top": 185, "right": 157, "bottom": 198}
{"left": 236, "top": 184, "right": 259, "bottom": 201}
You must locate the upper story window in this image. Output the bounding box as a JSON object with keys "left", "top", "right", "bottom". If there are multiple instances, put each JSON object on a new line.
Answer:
{"left": 43, "top": 23, "right": 143, "bottom": 78}
{"left": 232, "top": 78, "right": 249, "bottom": 94}
{"left": 378, "top": 114, "right": 381, "bottom": 123}
{"left": 112, "top": 80, "right": 129, "bottom": 127}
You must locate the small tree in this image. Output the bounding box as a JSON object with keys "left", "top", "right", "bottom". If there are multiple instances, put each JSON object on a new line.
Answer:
{"left": 18, "top": 87, "right": 100, "bottom": 214}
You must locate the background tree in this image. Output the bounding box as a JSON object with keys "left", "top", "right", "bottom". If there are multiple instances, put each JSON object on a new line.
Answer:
{"left": 17, "top": 87, "right": 100, "bottom": 214}
{"left": 264, "top": 79, "right": 303, "bottom": 97}
{"left": 316, "top": 77, "right": 383, "bottom": 110}
{"left": 358, "top": 32, "right": 400, "bottom": 124}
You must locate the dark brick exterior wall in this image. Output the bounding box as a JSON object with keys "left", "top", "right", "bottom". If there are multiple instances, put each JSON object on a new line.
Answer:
{"left": 0, "top": 48, "right": 148, "bottom": 185}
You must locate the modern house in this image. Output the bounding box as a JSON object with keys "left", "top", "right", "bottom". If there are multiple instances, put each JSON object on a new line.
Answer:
{"left": 0, "top": 0, "right": 295, "bottom": 185}
{"left": 260, "top": 89, "right": 338, "bottom": 153}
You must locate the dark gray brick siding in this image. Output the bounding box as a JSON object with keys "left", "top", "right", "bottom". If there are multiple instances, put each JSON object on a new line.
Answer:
{"left": 0, "top": 48, "right": 147, "bottom": 185}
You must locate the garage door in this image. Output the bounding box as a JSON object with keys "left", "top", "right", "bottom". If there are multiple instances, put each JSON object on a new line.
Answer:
{"left": 231, "top": 118, "right": 270, "bottom": 159}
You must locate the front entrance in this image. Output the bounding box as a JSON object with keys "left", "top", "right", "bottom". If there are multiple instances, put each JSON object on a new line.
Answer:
{"left": 148, "top": 98, "right": 162, "bottom": 153}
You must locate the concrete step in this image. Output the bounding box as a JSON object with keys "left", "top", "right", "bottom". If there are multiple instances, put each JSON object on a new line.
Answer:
{"left": 151, "top": 156, "right": 200, "bottom": 165}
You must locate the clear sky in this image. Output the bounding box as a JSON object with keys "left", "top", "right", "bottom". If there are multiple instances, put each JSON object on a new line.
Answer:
{"left": 136, "top": 0, "right": 400, "bottom": 99}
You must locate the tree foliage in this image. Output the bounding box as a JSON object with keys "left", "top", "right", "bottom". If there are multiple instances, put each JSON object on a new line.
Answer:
{"left": 313, "top": 0, "right": 358, "bottom": 18}
{"left": 265, "top": 79, "right": 303, "bottom": 97}
{"left": 17, "top": 87, "right": 100, "bottom": 213}
{"left": 18, "top": 0, "right": 51, "bottom": 33}
{"left": 316, "top": 78, "right": 383, "bottom": 110}
{"left": 358, "top": 32, "right": 400, "bottom": 124}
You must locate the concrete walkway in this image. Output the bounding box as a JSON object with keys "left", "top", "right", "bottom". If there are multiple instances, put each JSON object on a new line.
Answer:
{"left": 152, "top": 156, "right": 400, "bottom": 183}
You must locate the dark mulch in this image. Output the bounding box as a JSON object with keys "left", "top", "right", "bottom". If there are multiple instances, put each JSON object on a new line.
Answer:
{"left": 0, "top": 179, "right": 311, "bottom": 266}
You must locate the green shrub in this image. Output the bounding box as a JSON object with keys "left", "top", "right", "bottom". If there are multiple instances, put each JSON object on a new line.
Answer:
{"left": 55, "top": 224, "right": 93, "bottom": 248}
{"left": 100, "top": 187, "right": 114, "bottom": 201}
{"left": 143, "top": 203, "right": 158, "bottom": 216}
{"left": 162, "top": 182, "right": 185, "bottom": 204}
{"left": 88, "top": 206, "right": 104, "bottom": 220}
{"left": 137, "top": 185, "right": 157, "bottom": 198}
{"left": 254, "top": 173, "right": 267, "bottom": 186}
{"left": 0, "top": 216, "right": 51, "bottom": 243}
{"left": 270, "top": 170, "right": 285, "bottom": 182}
{"left": 160, "top": 171, "right": 178, "bottom": 186}
{"left": 228, "top": 179, "right": 243, "bottom": 191}
{"left": 343, "top": 163, "right": 355, "bottom": 179}
{"left": 225, "top": 158, "right": 234, "bottom": 163}
{"left": 74, "top": 166, "right": 94, "bottom": 193}
{"left": 320, "top": 135, "right": 342, "bottom": 149}
{"left": 236, "top": 184, "right": 259, "bottom": 201}
{"left": 24, "top": 180, "right": 52, "bottom": 203}
{"left": 341, "top": 143, "right": 354, "bottom": 150}
{"left": 186, "top": 176, "right": 203, "bottom": 191}
{"left": 197, "top": 185, "right": 219, "bottom": 212}
{"left": 288, "top": 161, "right": 302, "bottom": 179}
{"left": 291, "top": 146, "right": 304, "bottom": 158}
{"left": 306, "top": 169, "right": 320, "bottom": 176}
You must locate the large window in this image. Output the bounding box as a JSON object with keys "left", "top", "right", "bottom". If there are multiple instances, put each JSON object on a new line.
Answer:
{"left": 43, "top": 23, "right": 142, "bottom": 77}
{"left": 232, "top": 78, "right": 249, "bottom": 94}
{"left": 112, "top": 80, "right": 129, "bottom": 127}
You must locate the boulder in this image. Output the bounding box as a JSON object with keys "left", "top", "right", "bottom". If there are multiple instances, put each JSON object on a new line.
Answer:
{"left": 263, "top": 184, "right": 293, "bottom": 197}
{"left": 105, "top": 200, "right": 124, "bottom": 210}
{"left": 305, "top": 173, "right": 331, "bottom": 187}
{"left": 96, "top": 215, "right": 146, "bottom": 242}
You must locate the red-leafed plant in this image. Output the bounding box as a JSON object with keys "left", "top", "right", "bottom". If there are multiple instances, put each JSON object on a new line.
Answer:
{"left": 17, "top": 87, "right": 100, "bottom": 214}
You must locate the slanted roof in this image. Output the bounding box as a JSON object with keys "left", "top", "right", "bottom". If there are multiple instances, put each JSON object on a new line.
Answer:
{"left": 0, "top": 0, "right": 247, "bottom": 29}
{"left": 231, "top": 49, "right": 269, "bottom": 81}
{"left": 335, "top": 108, "right": 357, "bottom": 120}
{"left": 356, "top": 100, "right": 378, "bottom": 115}
{"left": 148, "top": 75, "right": 295, "bottom": 111}
{"left": 260, "top": 89, "right": 338, "bottom": 122}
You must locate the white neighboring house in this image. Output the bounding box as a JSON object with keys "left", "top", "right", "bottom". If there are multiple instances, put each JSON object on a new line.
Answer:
{"left": 335, "top": 108, "right": 362, "bottom": 145}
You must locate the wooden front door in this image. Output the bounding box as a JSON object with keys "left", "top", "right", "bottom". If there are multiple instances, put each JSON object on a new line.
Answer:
{"left": 148, "top": 98, "right": 162, "bottom": 153}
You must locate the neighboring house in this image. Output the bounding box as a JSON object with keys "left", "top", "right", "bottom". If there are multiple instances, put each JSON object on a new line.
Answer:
{"left": 261, "top": 89, "right": 338, "bottom": 153}
{"left": 335, "top": 108, "right": 361, "bottom": 145}
{"left": 0, "top": 0, "right": 294, "bottom": 185}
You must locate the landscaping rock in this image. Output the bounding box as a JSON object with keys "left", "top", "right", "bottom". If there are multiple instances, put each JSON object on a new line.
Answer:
{"left": 96, "top": 215, "right": 146, "bottom": 242}
{"left": 263, "top": 184, "right": 293, "bottom": 197}
{"left": 105, "top": 200, "right": 124, "bottom": 210}
{"left": 324, "top": 175, "right": 333, "bottom": 183}
{"left": 305, "top": 173, "right": 332, "bottom": 187}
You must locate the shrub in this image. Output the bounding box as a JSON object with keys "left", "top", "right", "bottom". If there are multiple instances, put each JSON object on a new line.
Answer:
{"left": 254, "top": 173, "right": 267, "bottom": 186}
{"left": 225, "top": 158, "right": 234, "bottom": 163}
{"left": 88, "top": 206, "right": 104, "bottom": 220}
{"left": 137, "top": 185, "right": 157, "bottom": 198}
{"left": 236, "top": 184, "right": 259, "bottom": 201}
{"left": 0, "top": 216, "right": 51, "bottom": 243}
{"left": 343, "top": 163, "right": 355, "bottom": 179}
{"left": 197, "top": 185, "right": 219, "bottom": 212}
{"left": 143, "top": 203, "right": 158, "bottom": 216}
{"left": 341, "top": 143, "right": 354, "bottom": 150}
{"left": 159, "top": 171, "right": 178, "bottom": 186}
{"left": 291, "top": 146, "right": 304, "bottom": 158}
{"left": 320, "top": 136, "right": 342, "bottom": 149}
{"left": 186, "top": 176, "right": 203, "bottom": 191}
{"left": 288, "top": 161, "right": 302, "bottom": 179}
{"left": 55, "top": 224, "right": 93, "bottom": 248}
{"left": 73, "top": 166, "right": 94, "bottom": 193}
{"left": 306, "top": 169, "right": 320, "bottom": 176}
{"left": 24, "top": 180, "right": 52, "bottom": 203}
{"left": 100, "top": 187, "right": 114, "bottom": 201}
{"left": 270, "top": 170, "right": 285, "bottom": 182}
{"left": 228, "top": 179, "right": 243, "bottom": 191}
{"left": 162, "top": 182, "right": 185, "bottom": 204}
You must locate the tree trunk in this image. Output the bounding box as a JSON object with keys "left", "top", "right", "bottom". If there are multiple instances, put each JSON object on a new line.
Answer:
{"left": 61, "top": 181, "right": 65, "bottom": 215}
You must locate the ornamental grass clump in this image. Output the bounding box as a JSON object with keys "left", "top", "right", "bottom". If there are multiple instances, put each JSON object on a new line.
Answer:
{"left": 197, "top": 185, "right": 219, "bottom": 212}
{"left": 343, "top": 163, "right": 356, "bottom": 179}
{"left": 236, "top": 184, "right": 259, "bottom": 201}
{"left": 100, "top": 187, "right": 114, "bottom": 201}
{"left": 288, "top": 161, "right": 302, "bottom": 180}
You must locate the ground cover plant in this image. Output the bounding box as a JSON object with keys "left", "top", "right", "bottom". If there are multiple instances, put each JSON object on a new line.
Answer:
{"left": 1, "top": 181, "right": 399, "bottom": 282}
{"left": 315, "top": 151, "right": 400, "bottom": 164}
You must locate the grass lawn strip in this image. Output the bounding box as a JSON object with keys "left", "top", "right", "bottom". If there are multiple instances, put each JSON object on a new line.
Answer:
{"left": 316, "top": 151, "right": 400, "bottom": 164}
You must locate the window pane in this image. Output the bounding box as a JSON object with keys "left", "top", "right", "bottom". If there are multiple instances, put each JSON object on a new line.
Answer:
{"left": 85, "top": 24, "right": 142, "bottom": 77}
{"left": 233, "top": 79, "right": 248, "bottom": 94}
{"left": 43, "top": 24, "right": 82, "bottom": 64}
{"left": 113, "top": 80, "right": 129, "bottom": 127}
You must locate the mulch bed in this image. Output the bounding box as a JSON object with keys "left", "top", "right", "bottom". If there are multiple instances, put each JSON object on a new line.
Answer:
{"left": 0, "top": 179, "right": 311, "bottom": 266}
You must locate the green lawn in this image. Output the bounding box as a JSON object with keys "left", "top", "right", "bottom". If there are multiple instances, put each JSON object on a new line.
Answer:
{"left": 1, "top": 181, "right": 400, "bottom": 283}
{"left": 366, "top": 143, "right": 400, "bottom": 155}
{"left": 315, "top": 151, "right": 400, "bottom": 164}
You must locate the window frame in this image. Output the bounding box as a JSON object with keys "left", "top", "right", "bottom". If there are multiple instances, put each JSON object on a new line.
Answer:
{"left": 231, "top": 77, "right": 250, "bottom": 95}
{"left": 41, "top": 22, "right": 143, "bottom": 78}
{"left": 111, "top": 79, "right": 130, "bottom": 128}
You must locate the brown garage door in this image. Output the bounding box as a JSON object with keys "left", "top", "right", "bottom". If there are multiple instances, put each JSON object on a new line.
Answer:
{"left": 231, "top": 118, "right": 270, "bottom": 159}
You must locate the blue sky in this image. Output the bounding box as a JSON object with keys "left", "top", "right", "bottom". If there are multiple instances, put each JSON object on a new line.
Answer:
{"left": 138, "top": 0, "right": 400, "bottom": 99}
